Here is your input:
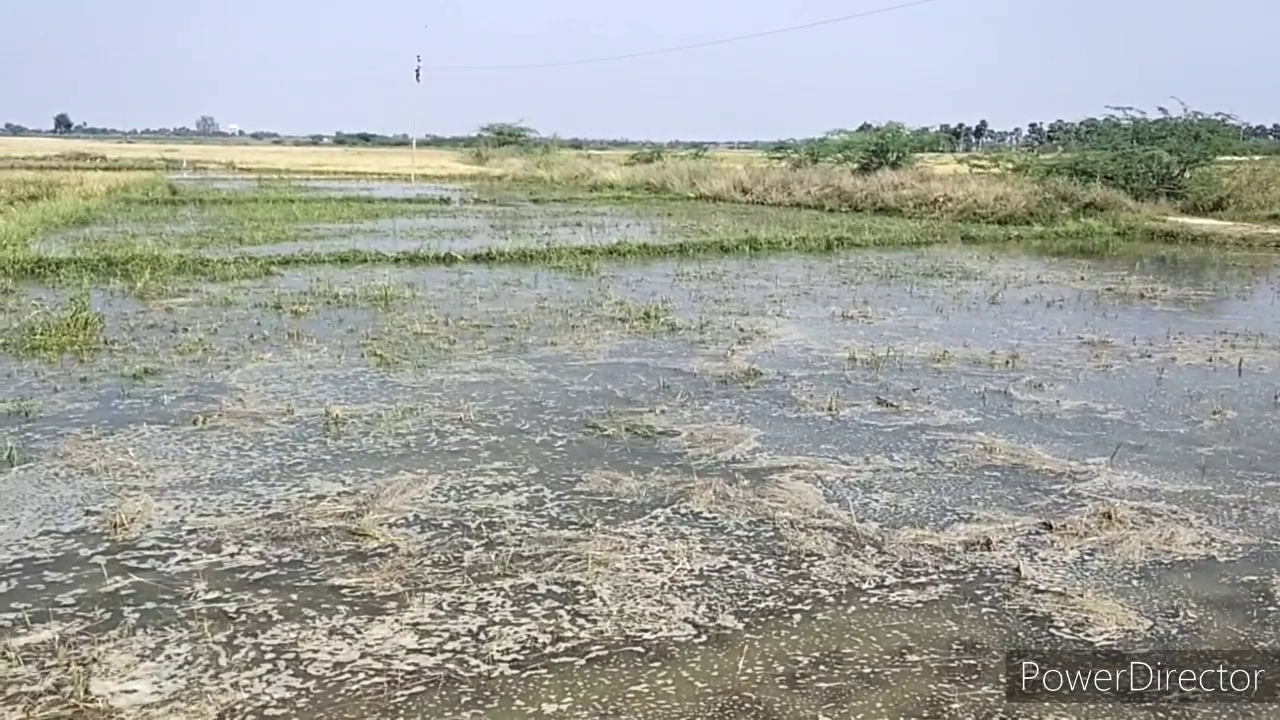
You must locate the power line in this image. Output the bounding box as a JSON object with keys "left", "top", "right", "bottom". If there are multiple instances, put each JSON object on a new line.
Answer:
{"left": 427, "top": 0, "right": 940, "bottom": 71}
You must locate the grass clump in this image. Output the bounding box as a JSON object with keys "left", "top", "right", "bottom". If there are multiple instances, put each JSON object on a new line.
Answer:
{"left": 1178, "top": 160, "right": 1280, "bottom": 223}
{"left": 2, "top": 293, "right": 106, "bottom": 359}
{"left": 625, "top": 145, "right": 710, "bottom": 166}
{"left": 2, "top": 438, "right": 28, "bottom": 470}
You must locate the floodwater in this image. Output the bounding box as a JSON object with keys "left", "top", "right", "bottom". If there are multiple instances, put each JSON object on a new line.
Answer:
{"left": 167, "top": 173, "right": 470, "bottom": 200}
{"left": 224, "top": 209, "right": 668, "bottom": 257}
{"left": 3, "top": 196, "right": 1280, "bottom": 718}
{"left": 36, "top": 200, "right": 680, "bottom": 257}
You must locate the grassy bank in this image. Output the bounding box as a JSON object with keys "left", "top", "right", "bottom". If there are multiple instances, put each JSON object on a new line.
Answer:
{"left": 1178, "top": 160, "right": 1280, "bottom": 223}
{"left": 491, "top": 151, "right": 1280, "bottom": 227}
{"left": 494, "top": 155, "right": 1143, "bottom": 226}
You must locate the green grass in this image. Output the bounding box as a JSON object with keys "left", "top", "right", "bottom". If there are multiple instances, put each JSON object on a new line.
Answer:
{"left": 2, "top": 171, "right": 1278, "bottom": 293}
{"left": 0, "top": 214, "right": 1256, "bottom": 287}
{"left": 0, "top": 172, "right": 170, "bottom": 254}
{"left": 1, "top": 293, "right": 106, "bottom": 359}
{"left": 51, "top": 182, "right": 461, "bottom": 251}
{"left": 1, "top": 437, "right": 28, "bottom": 470}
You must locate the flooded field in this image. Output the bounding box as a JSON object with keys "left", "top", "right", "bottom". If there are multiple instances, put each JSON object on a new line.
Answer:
{"left": 3, "top": 177, "right": 1280, "bottom": 718}
{"left": 166, "top": 175, "right": 472, "bottom": 201}
{"left": 30, "top": 176, "right": 878, "bottom": 260}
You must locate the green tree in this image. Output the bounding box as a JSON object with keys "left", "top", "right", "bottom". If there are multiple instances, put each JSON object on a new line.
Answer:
{"left": 476, "top": 122, "right": 538, "bottom": 148}
{"left": 53, "top": 113, "right": 73, "bottom": 134}
{"left": 972, "top": 119, "right": 989, "bottom": 150}
{"left": 766, "top": 124, "right": 915, "bottom": 173}
{"left": 1022, "top": 101, "right": 1238, "bottom": 200}
{"left": 851, "top": 123, "right": 916, "bottom": 172}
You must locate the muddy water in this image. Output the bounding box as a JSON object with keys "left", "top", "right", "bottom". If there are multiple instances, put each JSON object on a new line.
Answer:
{"left": 2, "top": 248, "right": 1280, "bottom": 718}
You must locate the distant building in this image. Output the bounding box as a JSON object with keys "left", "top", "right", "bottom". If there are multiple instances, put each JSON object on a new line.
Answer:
{"left": 227, "top": 124, "right": 240, "bottom": 135}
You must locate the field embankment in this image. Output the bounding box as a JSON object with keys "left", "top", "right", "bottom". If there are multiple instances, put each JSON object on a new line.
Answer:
{"left": 488, "top": 150, "right": 1280, "bottom": 238}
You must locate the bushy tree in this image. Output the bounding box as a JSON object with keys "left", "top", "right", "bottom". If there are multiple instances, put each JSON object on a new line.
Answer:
{"left": 53, "top": 113, "right": 73, "bottom": 134}
{"left": 196, "top": 115, "right": 219, "bottom": 136}
{"left": 850, "top": 123, "right": 916, "bottom": 173}
{"left": 1017, "top": 101, "right": 1239, "bottom": 200}
{"left": 476, "top": 122, "right": 538, "bottom": 148}
{"left": 766, "top": 123, "right": 916, "bottom": 173}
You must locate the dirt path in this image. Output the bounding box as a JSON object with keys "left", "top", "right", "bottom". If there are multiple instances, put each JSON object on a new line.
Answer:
{"left": 1164, "top": 215, "right": 1280, "bottom": 237}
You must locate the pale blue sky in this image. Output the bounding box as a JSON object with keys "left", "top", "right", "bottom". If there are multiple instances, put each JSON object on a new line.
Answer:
{"left": 3, "top": 0, "right": 1277, "bottom": 140}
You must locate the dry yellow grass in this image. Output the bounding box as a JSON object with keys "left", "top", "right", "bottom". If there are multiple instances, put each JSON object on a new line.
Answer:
{"left": 508, "top": 153, "right": 1139, "bottom": 225}
{"left": 0, "top": 136, "right": 974, "bottom": 178}
{"left": 0, "top": 136, "right": 493, "bottom": 177}
{"left": 11, "top": 136, "right": 1270, "bottom": 232}
{"left": 0, "top": 137, "right": 779, "bottom": 177}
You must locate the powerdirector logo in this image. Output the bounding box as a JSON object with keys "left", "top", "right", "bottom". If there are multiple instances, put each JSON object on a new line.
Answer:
{"left": 1006, "top": 649, "right": 1280, "bottom": 704}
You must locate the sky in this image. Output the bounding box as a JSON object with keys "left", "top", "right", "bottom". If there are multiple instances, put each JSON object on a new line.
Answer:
{"left": 3, "top": 0, "right": 1279, "bottom": 141}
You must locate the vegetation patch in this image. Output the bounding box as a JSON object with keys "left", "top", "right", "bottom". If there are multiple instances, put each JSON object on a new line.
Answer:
{"left": 2, "top": 293, "right": 106, "bottom": 359}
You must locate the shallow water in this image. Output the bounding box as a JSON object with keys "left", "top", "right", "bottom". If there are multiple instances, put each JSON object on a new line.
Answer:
{"left": 222, "top": 209, "right": 668, "bottom": 257}
{"left": 2, "top": 233, "right": 1280, "bottom": 717}
{"left": 168, "top": 173, "right": 470, "bottom": 200}
{"left": 36, "top": 198, "right": 687, "bottom": 256}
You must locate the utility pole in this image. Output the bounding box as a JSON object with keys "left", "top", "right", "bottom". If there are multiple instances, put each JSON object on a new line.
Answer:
{"left": 412, "top": 53, "right": 422, "bottom": 183}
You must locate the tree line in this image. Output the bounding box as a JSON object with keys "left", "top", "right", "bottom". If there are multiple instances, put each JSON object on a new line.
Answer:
{"left": 7, "top": 105, "right": 1280, "bottom": 156}
{"left": 762, "top": 102, "right": 1275, "bottom": 207}
{"left": 5, "top": 113, "right": 268, "bottom": 141}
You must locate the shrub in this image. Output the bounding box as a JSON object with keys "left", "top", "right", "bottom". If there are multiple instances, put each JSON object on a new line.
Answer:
{"left": 766, "top": 124, "right": 917, "bottom": 174}
{"left": 1016, "top": 102, "right": 1238, "bottom": 201}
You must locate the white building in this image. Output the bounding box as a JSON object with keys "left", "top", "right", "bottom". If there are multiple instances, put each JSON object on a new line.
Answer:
{"left": 227, "top": 124, "right": 240, "bottom": 135}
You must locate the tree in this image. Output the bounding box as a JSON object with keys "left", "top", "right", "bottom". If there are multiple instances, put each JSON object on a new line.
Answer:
{"left": 1022, "top": 122, "right": 1042, "bottom": 148}
{"left": 765, "top": 124, "right": 916, "bottom": 173}
{"left": 1045, "top": 119, "right": 1070, "bottom": 148}
{"left": 196, "top": 115, "right": 219, "bottom": 136}
{"left": 53, "top": 113, "right": 73, "bottom": 134}
{"left": 1021, "top": 101, "right": 1238, "bottom": 200}
{"left": 476, "top": 122, "right": 538, "bottom": 148}
{"left": 852, "top": 123, "right": 916, "bottom": 173}
{"left": 972, "top": 119, "right": 989, "bottom": 150}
